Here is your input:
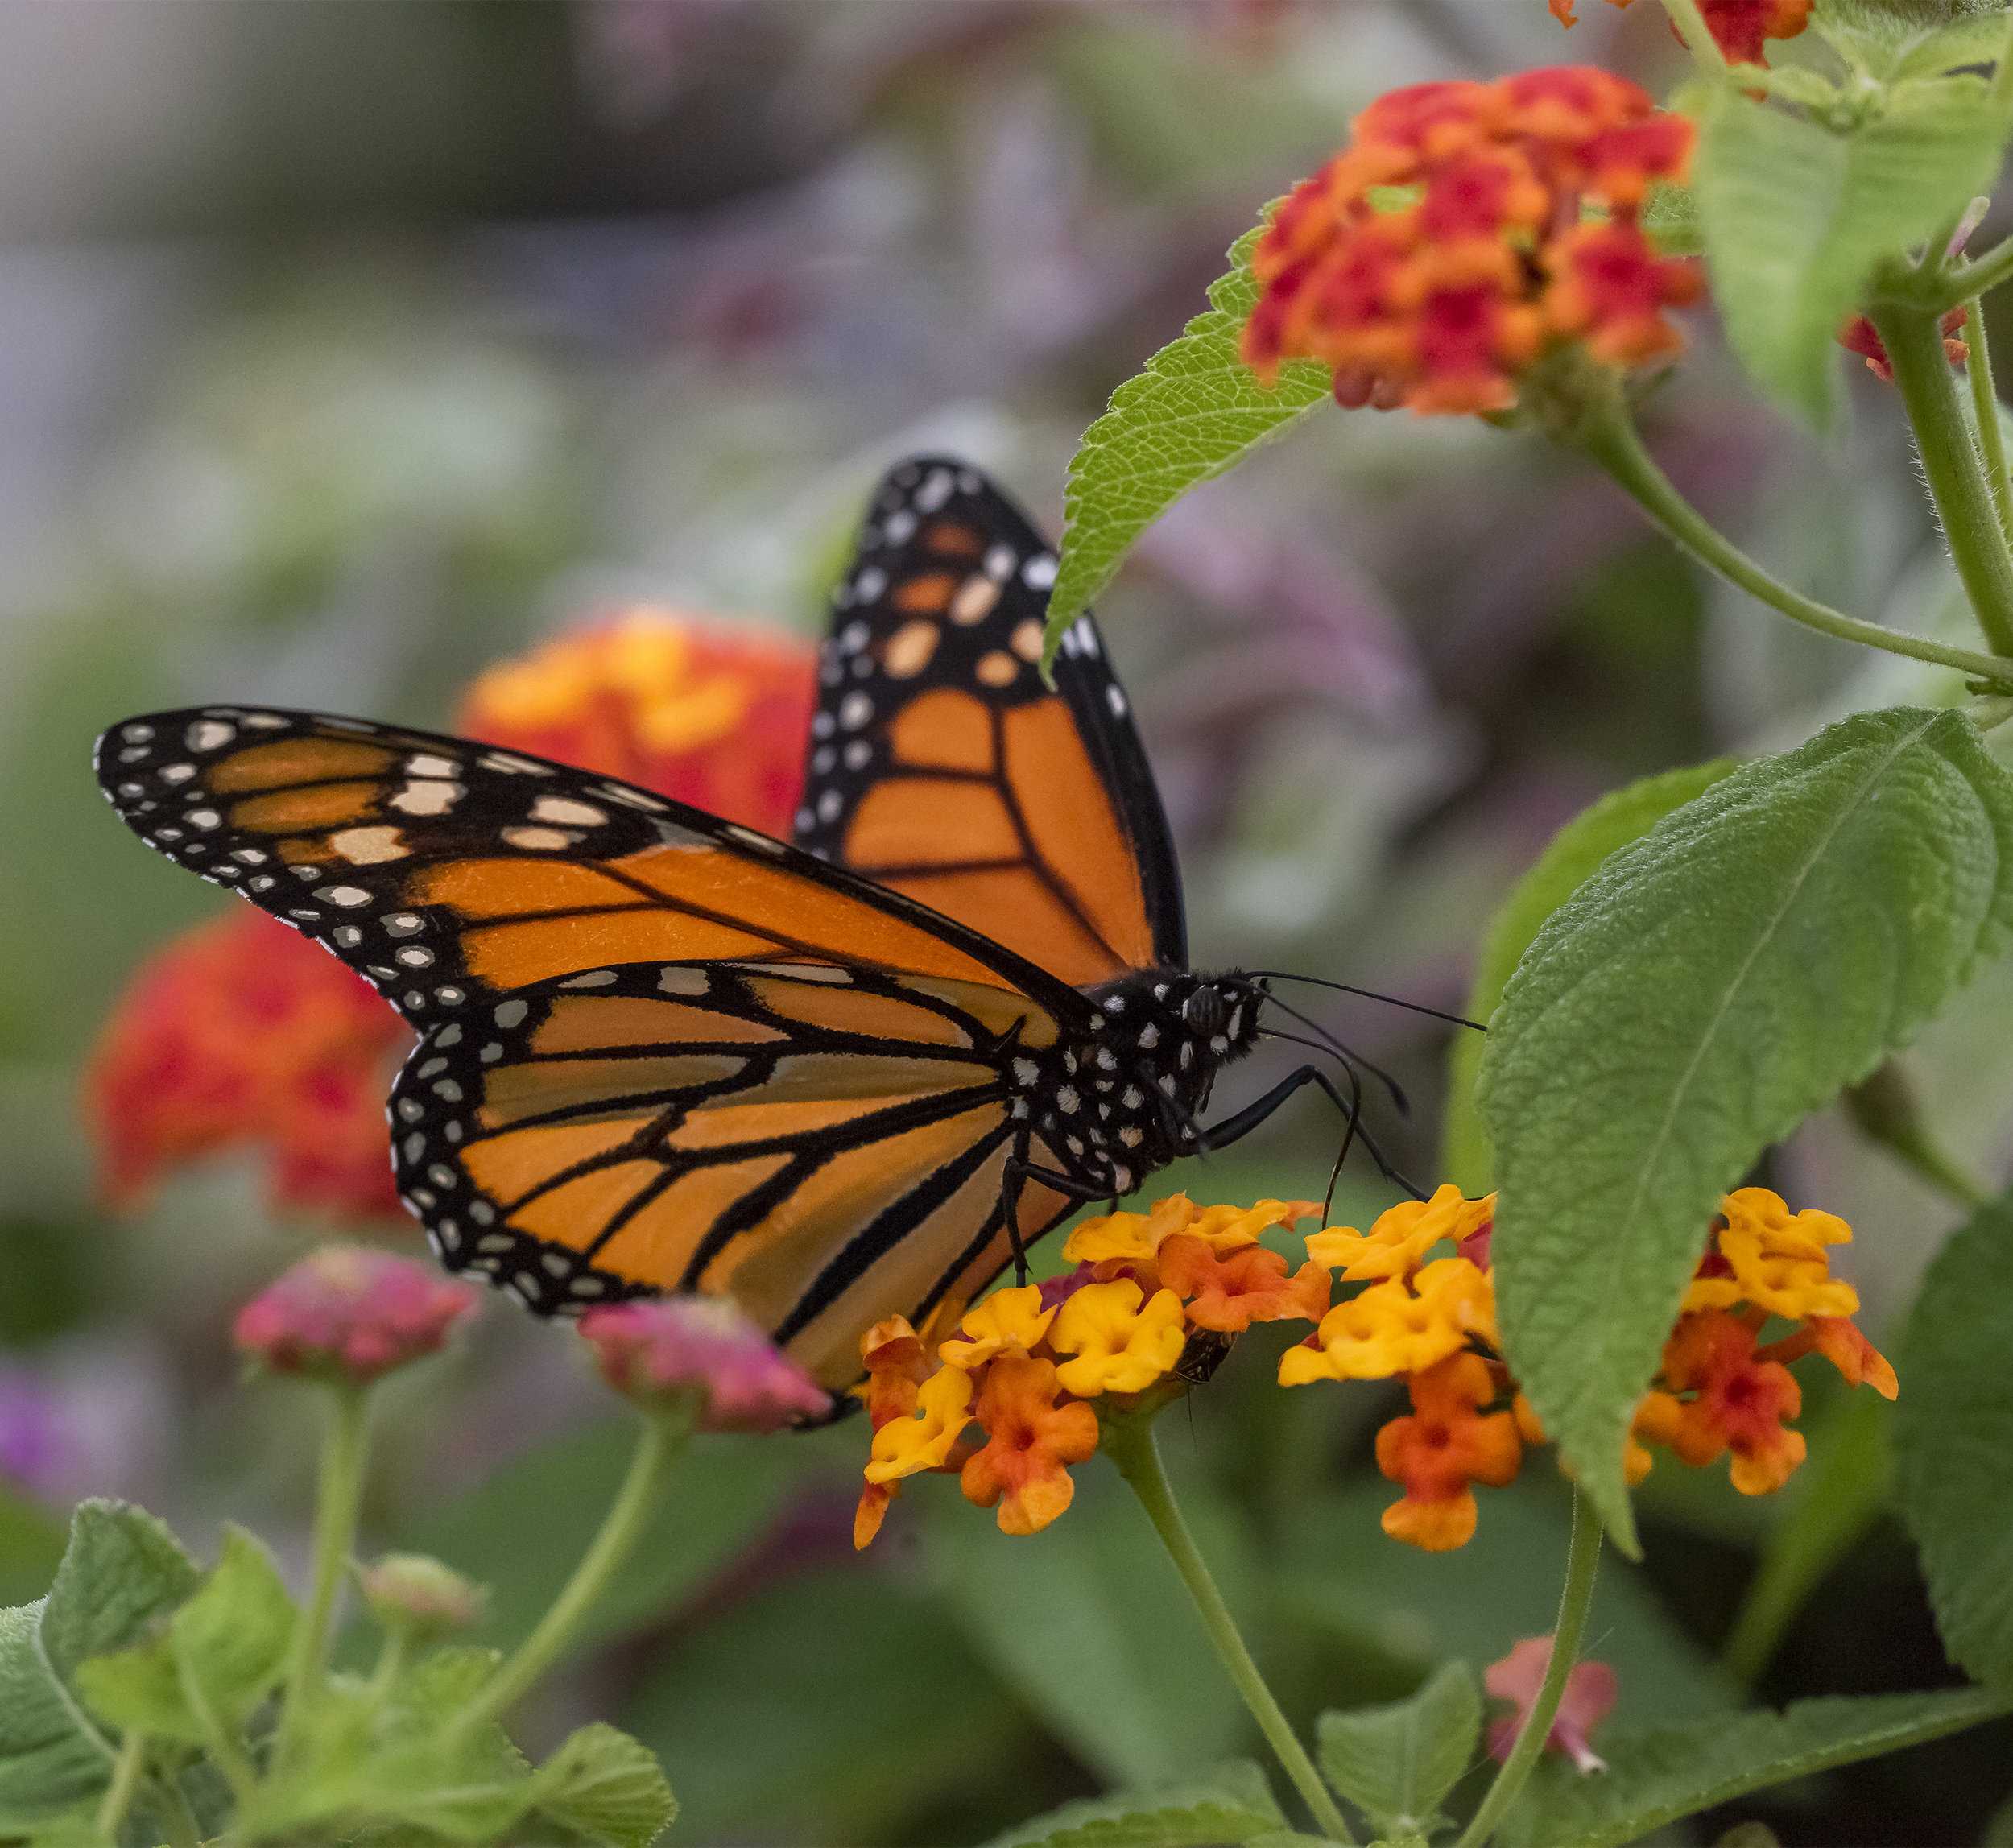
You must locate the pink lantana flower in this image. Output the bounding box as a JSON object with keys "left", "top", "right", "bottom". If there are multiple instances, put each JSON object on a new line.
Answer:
{"left": 234, "top": 1246, "right": 480, "bottom": 1385}
{"left": 579, "top": 1297, "right": 831, "bottom": 1432}
{"left": 1485, "top": 1635, "right": 1618, "bottom": 1773}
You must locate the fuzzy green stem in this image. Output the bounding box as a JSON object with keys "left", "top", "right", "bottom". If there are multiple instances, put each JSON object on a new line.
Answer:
{"left": 1870, "top": 300, "right": 2013, "bottom": 655}
{"left": 1970, "top": 693, "right": 2013, "bottom": 730}
{"left": 1842, "top": 1060, "right": 1991, "bottom": 1211}
{"left": 366, "top": 1627, "right": 411, "bottom": 1706}
{"left": 1453, "top": 1491, "right": 1605, "bottom": 1848}
{"left": 275, "top": 1383, "right": 370, "bottom": 1767}
{"left": 1965, "top": 300, "right": 2013, "bottom": 544}
{"left": 1106, "top": 1417, "right": 1356, "bottom": 1844}
{"left": 451, "top": 1399, "right": 695, "bottom": 1736}
{"left": 1580, "top": 411, "right": 2013, "bottom": 688}
{"left": 95, "top": 1730, "right": 147, "bottom": 1842}
{"left": 1949, "top": 236, "right": 2013, "bottom": 312}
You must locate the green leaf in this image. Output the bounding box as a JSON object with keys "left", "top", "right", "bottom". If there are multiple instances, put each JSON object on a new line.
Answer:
{"left": 1497, "top": 1687, "right": 2013, "bottom": 1848}
{"left": 622, "top": 1566, "right": 1018, "bottom": 1845}
{"left": 0, "top": 1502, "right": 200, "bottom": 1822}
{"left": 929, "top": 1464, "right": 1255, "bottom": 1788}
{"left": 1481, "top": 707, "right": 2013, "bottom": 1547}
{"left": 75, "top": 1527, "right": 296, "bottom": 1746}
{"left": 1315, "top": 1661, "right": 1479, "bottom": 1839}
{"left": 1642, "top": 181, "right": 1702, "bottom": 257}
{"left": 981, "top": 1761, "right": 1285, "bottom": 1848}
{"left": 1043, "top": 211, "right": 1330, "bottom": 662}
{"left": 397, "top": 1424, "right": 791, "bottom": 1664}
{"left": 1691, "top": 78, "right": 2008, "bottom": 426}
{"left": 1442, "top": 760, "right": 1737, "bottom": 1193}
{"left": 0, "top": 1486, "right": 64, "bottom": 1612}
{"left": 1815, "top": 1, "right": 2012, "bottom": 79}
{"left": 527, "top": 1725, "right": 675, "bottom": 1848}
{"left": 1893, "top": 1184, "right": 2013, "bottom": 1684}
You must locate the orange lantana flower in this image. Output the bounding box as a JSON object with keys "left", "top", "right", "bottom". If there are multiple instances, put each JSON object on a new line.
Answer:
{"left": 1375, "top": 1352, "right": 1523, "bottom": 1551}
{"left": 960, "top": 1358, "right": 1100, "bottom": 1536}
{"left": 1157, "top": 1237, "right": 1331, "bottom": 1333}
{"left": 457, "top": 608, "right": 816, "bottom": 836}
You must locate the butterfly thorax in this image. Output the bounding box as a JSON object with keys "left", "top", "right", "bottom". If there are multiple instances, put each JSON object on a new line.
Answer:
{"left": 1017, "top": 969, "right": 1264, "bottom": 1197}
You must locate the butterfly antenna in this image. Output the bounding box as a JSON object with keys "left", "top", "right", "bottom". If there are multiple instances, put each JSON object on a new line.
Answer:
{"left": 1321, "top": 1050, "right": 1366, "bottom": 1222}
{"left": 1263, "top": 992, "right": 1411, "bottom": 1117}
{"left": 1251, "top": 970, "right": 1486, "bottom": 1035}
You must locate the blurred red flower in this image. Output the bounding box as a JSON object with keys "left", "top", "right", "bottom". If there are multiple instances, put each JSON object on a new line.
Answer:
{"left": 1548, "top": 0, "right": 1811, "bottom": 65}
{"left": 85, "top": 907, "right": 414, "bottom": 1222}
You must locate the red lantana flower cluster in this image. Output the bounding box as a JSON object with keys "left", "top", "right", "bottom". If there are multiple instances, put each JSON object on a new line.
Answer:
{"left": 85, "top": 610, "right": 818, "bottom": 1224}
{"left": 854, "top": 1196, "right": 1329, "bottom": 1546}
{"left": 1548, "top": 0, "right": 1813, "bottom": 69}
{"left": 1243, "top": 68, "right": 1697, "bottom": 416}
{"left": 85, "top": 907, "right": 414, "bottom": 1222}
{"left": 1283, "top": 1185, "right": 1896, "bottom": 1549}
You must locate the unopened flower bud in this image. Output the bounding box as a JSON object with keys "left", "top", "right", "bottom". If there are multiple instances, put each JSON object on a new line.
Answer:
{"left": 359, "top": 1552, "right": 487, "bottom": 1642}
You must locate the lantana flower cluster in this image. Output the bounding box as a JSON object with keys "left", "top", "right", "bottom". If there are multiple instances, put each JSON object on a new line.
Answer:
{"left": 862, "top": 1183, "right": 1897, "bottom": 1555}
{"left": 1282, "top": 1184, "right": 1896, "bottom": 1550}
{"left": 1243, "top": 67, "right": 1698, "bottom": 415}
{"left": 854, "top": 1196, "right": 1329, "bottom": 1547}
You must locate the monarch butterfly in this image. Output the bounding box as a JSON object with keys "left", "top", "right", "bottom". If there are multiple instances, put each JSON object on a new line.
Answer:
{"left": 95, "top": 457, "right": 1378, "bottom": 1402}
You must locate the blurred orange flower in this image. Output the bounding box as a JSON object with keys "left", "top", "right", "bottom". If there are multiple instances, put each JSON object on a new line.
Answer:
{"left": 457, "top": 606, "right": 817, "bottom": 836}
{"left": 85, "top": 907, "right": 412, "bottom": 1222}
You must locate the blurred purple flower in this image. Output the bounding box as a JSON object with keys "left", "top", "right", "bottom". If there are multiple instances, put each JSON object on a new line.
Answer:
{"left": 0, "top": 1367, "right": 63, "bottom": 1496}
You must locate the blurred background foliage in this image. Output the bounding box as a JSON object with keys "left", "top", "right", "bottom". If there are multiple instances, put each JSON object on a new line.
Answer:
{"left": 2, "top": 2, "right": 2012, "bottom": 1842}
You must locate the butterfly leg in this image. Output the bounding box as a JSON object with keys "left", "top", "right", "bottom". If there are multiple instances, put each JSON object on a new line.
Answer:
{"left": 1001, "top": 1156, "right": 1122, "bottom": 1286}
{"left": 1200, "top": 1065, "right": 1426, "bottom": 1201}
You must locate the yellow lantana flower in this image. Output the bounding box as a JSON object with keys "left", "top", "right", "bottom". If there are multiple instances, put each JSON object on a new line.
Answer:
{"left": 1305, "top": 1184, "right": 1496, "bottom": 1281}
{"left": 1049, "top": 1280, "right": 1188, "bottom": 1395}
{"left": 1279, "top": 1257, "right": 1497, "bottom": 1384}
{"left": 865, "top": 1366, "right": 973, "bottom": 1483}
{"left": 1684, "top": 1187, "right": 1858, "bottom": 1320}
{"left": 939, "top": 1285, "right": 1055, "bottom": 1370}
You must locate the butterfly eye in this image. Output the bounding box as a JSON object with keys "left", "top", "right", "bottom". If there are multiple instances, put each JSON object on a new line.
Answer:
{"left": 1181, "top": 988, "right": 1226, "bottom": 1036}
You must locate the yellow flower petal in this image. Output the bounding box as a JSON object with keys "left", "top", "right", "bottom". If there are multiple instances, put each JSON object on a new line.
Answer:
{"left": 1051, "top": 1280, "right": 1188, "bottom": 1396}
{"left": 865, "top": 1366, "right": 973, "bottom": 1482}
{"left": 1279, "top": 1257, "right": 1496, "bottom": 1383}
{"left": 940, "top": 1285, "right": 1055, "bottom": 1370}
{"left": 1305, "top": 1184, "right": 1495, "bottom": 1281}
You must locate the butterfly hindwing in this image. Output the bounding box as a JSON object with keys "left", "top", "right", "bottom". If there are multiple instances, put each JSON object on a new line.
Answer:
{"left": 391, "top": 957, "right": 1078, "bottom": 1391}
{"left": 793, "top": 457, "right": 1186, "bottom": 985}
{"left": 96, "top": 705, "right": 1088, "bottom": 1031}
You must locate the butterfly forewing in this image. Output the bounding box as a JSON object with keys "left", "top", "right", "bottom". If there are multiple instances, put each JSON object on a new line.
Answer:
{"left": 794, "top": 457, "right": 1186, "bottom": 983}
{"left": 95, "top": 707, "right": 1085, "bottom": 1030}
{"left": 391, "top": 959, "right": 1077, "bottom": 1391}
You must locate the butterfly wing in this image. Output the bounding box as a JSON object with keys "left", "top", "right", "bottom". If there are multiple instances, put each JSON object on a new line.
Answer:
{"left": 95, "top": 706, "right": 1088, "bottom": 1027}
{"left": 793, "top": 457, "right": 1186, "bottom": 984}
{"left": 391, "top": 958, "right": 1079, "bottom": 1393}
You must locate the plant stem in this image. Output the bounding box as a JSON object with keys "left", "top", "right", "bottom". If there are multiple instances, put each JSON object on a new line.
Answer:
{"left": 1870, "top": 300, "right": 2013, "bottom": 655}
{"left": 1965, "top": 298, "right": 2013, "bottom": 544}
{"left": 1453, "top": 1490, "right": 1605, "bottom": 1848}
{"left": 144, "top": 1774, "right": 205, "bottom": 1848}
{"left": 1657, "top": 0, "right": 1731, "bottom": 78}
{"left": 450, "top": 1401, "right": 694, "bottom": 1737}
{"left": 275, "top": 1383, "right": 371, "bottom": 1767}
{"left": 96, "top": 1730, "right": 147, "bottom": 1842}
{"left": 1105, "top": 1418, "right": 1357, "bottom": 1845}
{"left": 1580, "top": 411, "right": 2013, "bottom": 688}
{"left": 1950, "top": 236, "right": 2013, "bottom": 311}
